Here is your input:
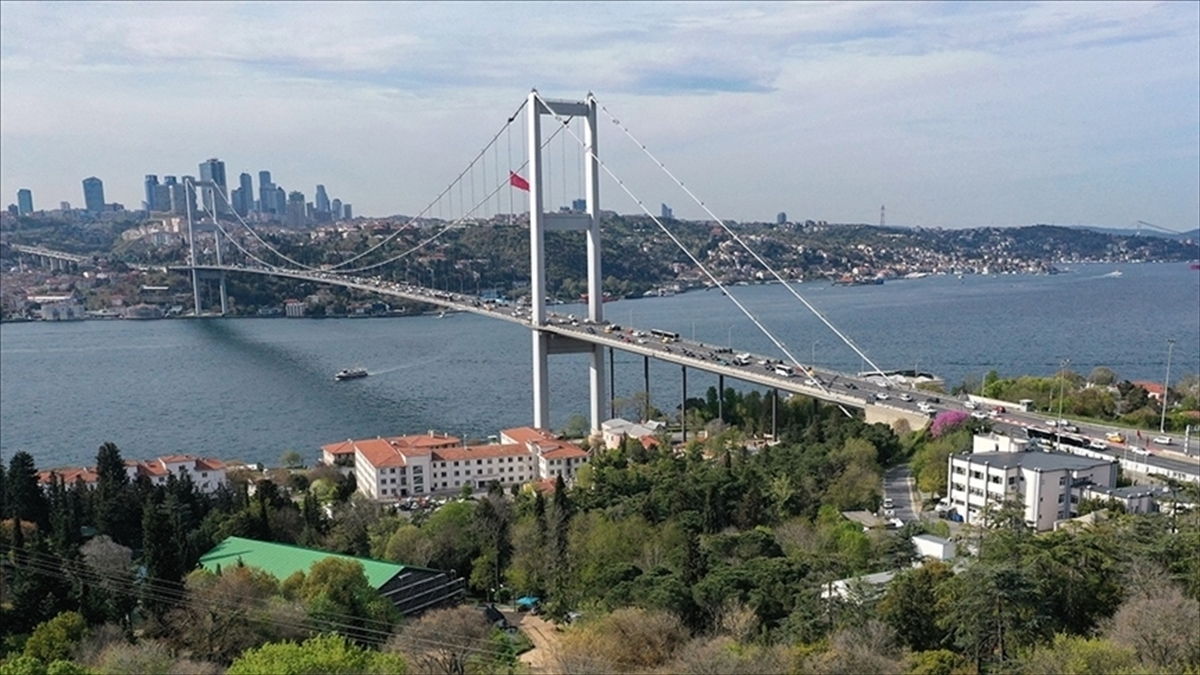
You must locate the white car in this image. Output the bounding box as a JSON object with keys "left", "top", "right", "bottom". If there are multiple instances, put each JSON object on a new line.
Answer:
{"left": 964, "top": 401, "right": 978, "bottom": 410}
{"left": 874, "top": 392, "right": 889, "bottom": 401}
{"left": 899, "top": 393, "right": 913, "bottom": 402}
{"left": 918, "top": 402, "right": 933, "bottom": 413}
{"left": 1152, "top": 436, "right": 1173, "bottom": 445}
{"left": 1088, "top": 440, "right": 1109, "bottom": 450}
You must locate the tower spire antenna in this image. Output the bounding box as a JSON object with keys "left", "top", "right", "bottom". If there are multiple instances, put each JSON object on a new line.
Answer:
{"left": 880, "top": 205, "right": 885, "bottom": 228}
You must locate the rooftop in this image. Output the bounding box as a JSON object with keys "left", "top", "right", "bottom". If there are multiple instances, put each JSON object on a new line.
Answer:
{"left": 199, "top": 536, "right": 421, "bottom": 589}
{"left": 954, "top": 450, "right": 1114, "bottom": 472}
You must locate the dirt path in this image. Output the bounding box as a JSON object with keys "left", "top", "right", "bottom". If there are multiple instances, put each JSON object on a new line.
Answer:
{"left": 515, "top": 612, "right": 563, "bottom": 674}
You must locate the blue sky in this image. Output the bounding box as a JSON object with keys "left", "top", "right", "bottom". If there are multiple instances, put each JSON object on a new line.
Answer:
{"left": 1, "top": 1, "right": 1197, "bottom": 228}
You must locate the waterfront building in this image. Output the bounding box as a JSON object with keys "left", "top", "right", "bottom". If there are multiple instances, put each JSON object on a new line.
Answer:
{"left": 198, "top": 158, "right": 229, "bottom": 214}
{"left": 38, "top": 454, "right": 228, "bottom": 493}
{"left": 17, "top": 188, "right": 33, "bottom": 215}
{"left": 322, "top": 427, "right": 589, "bottom": 501}
{"left": 82, "top": 177, "right": 105, "bottom": 212}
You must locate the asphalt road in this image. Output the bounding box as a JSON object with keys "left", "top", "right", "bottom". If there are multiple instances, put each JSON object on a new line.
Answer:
{"left": 883, "top": 465, "right": 920, "bottom": 524}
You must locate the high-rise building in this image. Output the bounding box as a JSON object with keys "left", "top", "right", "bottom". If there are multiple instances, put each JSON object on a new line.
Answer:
{"left": 660, "top": 203, "right": 672, "bottom": 220}
{"left": 572, "top": 198, "right": 587, "bottom": 212}
{"left": 59, "top": 201, "right": 71, "bottom": 211}
{"left": 179, "top": 175, "right": 199, "bottom": 215}
{"left": 258, "top": 171, "right": 273, "bottom": 214}
{"left": 82, "top": 177, "right": 105, "bottom": 212}
{"left": 144, "top": 175, "right": 159, "bottom": 211}
{"left": 342, "top": 204, "right": 352, "bottom": 219}
{"left": 777, "top": 212, "right": 787, "bottom": 225}
{"left": 331, "top": 198, "right": 342, "bottom": 220}
{"left": 238, "top": 173, "right": 254, "bottom": 216}
{"left": 273, "top": 186, "right": 286, "bottom": 218}
{"left": 198, "top": 158, "right": 228, "bottom": 214}
{"left": 153, "top": 183, "right": 172, "bottom": 212}
{"left": 7, "top": 204, "right": 17, "bottom": 217}
{"left": 314, "top": 185, "right": 330, "bottom": 213}
{"left": 17, "top": 189, "right": 33, "bottom": 215}
{"left": 286, "top": 191, "right": 306, "bottom": 228}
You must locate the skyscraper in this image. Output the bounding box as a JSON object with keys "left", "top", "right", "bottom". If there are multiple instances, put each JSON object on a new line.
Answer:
{"left": 237, "top": 173, "right": 254, "bottom": 216}
{"left": 273, "top": 186, "right": 286, "bottom": 218}
{"left": 82, "top": 177, "right": 105, "bottom": 212}
{"left": 198, "top": 158, "right": 228, "bottom": 214}
{"left": 331, "top": 198, "right": 342, "bottom": 220}
{"left": 660, "top": 203, "right": 673, "bottom": 219}
{"left": 179, "top": 176, "right": 199, "bottom": 215}
{"left": 314, "top": 185, "right": 330, "bottom": 213}
{"left": 776, "top": 212, "right": 787, "bottom": 225}
{"left": 144, "top": 175, "right": 159, "bottom": 211}
{"left": 342, "top": 204, "right": 352, "bottom": 219}
{"left": 286, "top": 191, "right": 306, "bottom": 228}
{"left": 17, "top": 189, "right": 33, "bottom": 215}
{"left": 258, "top": 171, "right": 274, "bottom": 214}
{"left": 153, "top": 183, "right": 172, "bottom": 212}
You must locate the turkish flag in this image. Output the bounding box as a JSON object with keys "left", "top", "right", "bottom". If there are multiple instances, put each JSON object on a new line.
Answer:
{"left": 509, "top": 172, "right": 530, "bottom": 191}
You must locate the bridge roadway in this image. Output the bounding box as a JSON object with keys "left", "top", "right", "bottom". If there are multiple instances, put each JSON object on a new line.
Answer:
{"left": 179, "top": 264, "right": 1199, "bottom": 482}
{"left": 9, "top": 244, "right": 93, "bottom": 264}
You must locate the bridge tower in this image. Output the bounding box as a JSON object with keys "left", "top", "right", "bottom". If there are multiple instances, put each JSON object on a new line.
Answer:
{"left": 527, "top": 91, "right": 605, "bottom": 431}
{"left": 184, "top": 178, "right": 228, "bottom": 316}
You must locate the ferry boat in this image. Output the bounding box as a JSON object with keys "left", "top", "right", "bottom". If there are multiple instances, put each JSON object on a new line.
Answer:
{"left": 335, "top": 367, "right": 369, "bottom": 381}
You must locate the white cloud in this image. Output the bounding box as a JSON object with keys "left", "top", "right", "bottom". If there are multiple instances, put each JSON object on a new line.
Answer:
{"left": 1, "top": 1, "right": 1196, "bottom": 229}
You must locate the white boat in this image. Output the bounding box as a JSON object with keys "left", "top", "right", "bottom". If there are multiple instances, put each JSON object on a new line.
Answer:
{"left": 335, "top": 367, "right": 368, "bottom": 381}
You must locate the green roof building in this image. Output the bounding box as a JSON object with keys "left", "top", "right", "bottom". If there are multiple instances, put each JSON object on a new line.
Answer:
{"left": 199, "top": 536, "right": 464, "bottom": 616}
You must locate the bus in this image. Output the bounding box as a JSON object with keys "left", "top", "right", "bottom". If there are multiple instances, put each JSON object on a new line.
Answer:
{"left": 650, "top": 329, "right": 680, "bottom": 342}
{"left": 1025, "top": 427, "right": 1090, "bottom": 449}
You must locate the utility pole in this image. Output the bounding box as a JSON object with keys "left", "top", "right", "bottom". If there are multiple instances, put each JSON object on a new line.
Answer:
{"left": 1160, "top": 338, "right": 1175, "bottom": 434}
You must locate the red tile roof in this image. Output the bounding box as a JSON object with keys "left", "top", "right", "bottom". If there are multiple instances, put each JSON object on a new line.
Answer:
{"left": 541, "top": 445, "right": 589, "bottom": 459}
{"left": 353, "top": 438, "right": 410, "bottom": 469}
{"left": 432, "top": 444, "right": 526, "bottom": 462}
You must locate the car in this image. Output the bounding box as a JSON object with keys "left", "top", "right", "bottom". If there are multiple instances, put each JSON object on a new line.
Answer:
{"left": 1153, "top": 436, "right": 1173, "bottom": 445}
{"left": 918, "top": 402, "right": 933, "bottom": 413}
{"left": 882, "top": 498, "right": 895, "bottom": 509}
{"left": 1106, "top": 432, "right": 1125, "bottom": 443}
{"left": 874, "top": 392, "right": 889, "bottom": 401}
{"left": 1130, "top": 446, "right": 1150, "bottom": 456}
{"left": 883, "top": 508, "right": 896, "bottom": 518}
{"left": 1061, "top": 424, "right": 1079, "bottom": 433}
{"left": 927, "top": 396, "right": 941, "bottom": 404}
{"left": 843, "top": 382, "right": 858, "bottom": 389}
{"left": 1089, "top": 440, "right": 1109, "bottom": 450}
{"left": 971, "top": 411, "right": 988, "bottom": 419}
{"left": 899, "top": 393, "right": 913, "bottom": 402}
{"left": 963, "top": 401, "right": 978, "bottom": 410}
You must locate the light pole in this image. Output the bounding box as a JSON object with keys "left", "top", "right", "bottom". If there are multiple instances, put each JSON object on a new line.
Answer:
{"left": 1160, "top": 338, "right": 1176, "bottom": 434}
{"left": 727, "top": 324, "right": 733, "bottom": 350}
{"left": 811, "top": 341, "right": 819, "bottom": 371}
{"left": 1056, "top": 358, "right": 1070, "bottom": 448}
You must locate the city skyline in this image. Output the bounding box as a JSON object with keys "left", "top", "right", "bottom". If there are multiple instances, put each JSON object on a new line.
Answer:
{"left": 1, "top": 2, "right": 1197, "bottom": 229}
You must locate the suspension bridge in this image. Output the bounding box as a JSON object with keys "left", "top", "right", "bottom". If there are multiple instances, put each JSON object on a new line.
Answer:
{"left": 159, "top": 90, "right": 940, "bottom": 433}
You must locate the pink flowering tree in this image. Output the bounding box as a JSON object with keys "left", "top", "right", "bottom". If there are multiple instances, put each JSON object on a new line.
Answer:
{"left": 931, "top": 410, "right": 970, "bottom": 438}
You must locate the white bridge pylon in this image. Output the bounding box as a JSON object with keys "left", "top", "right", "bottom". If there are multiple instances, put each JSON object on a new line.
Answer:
{"left": 528, "top": 91, "right": 604, "bottom": 432}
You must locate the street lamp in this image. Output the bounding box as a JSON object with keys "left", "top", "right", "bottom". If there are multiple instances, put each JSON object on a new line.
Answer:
{"left": 1056, "top": 358, "right": 1070, "bottom": 448}
{"left": 1160, "top": 338, "right": 1176, "bottom": 434}
{"left": 811, "top": 341, "right": 819, "bottom": 370}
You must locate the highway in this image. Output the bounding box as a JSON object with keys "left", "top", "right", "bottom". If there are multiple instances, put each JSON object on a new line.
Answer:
{"left": 178, "top": 264, "right": 1200, "bottom": 483}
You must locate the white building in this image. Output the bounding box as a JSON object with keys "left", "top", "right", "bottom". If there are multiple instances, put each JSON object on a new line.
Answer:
{"left": 39, "top": 454, "right": 227, "bottom": 494}
{"left": 600, "top": 418, "right": 664, "bottom": 451}
{"left": 947, "top": 443, "right": 1117, "bottom": 531}
{"left": 325, "top": 427, "right": 590, "bottom": 501}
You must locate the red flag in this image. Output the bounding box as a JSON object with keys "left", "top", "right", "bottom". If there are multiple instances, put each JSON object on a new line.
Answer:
{"left": 509, "top": 172, "right": 530, "bottom": 191}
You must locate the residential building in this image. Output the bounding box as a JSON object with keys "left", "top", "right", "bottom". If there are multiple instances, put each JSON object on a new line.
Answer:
{"left": 17, "top": 188, "right": 33, "bottom": 215}
{"left": 284, "top": 298, "right": 306, "bottom": 317}
{"left": 82, "top": 177, "right": 105, "bottom": 212}
{"left": 153, "top": 181, "right": 172, "bottom": 213}
{"left": 947, "top": 436, "right": 1117, "bottom": 530}
{"left": 38, "top": 454, "right": 227, "bottom": 493}
{"left": 322, "top": 427, "right": 590, "bottom": 501}
{"left": 600, "top": 417, "right": 663, "bottom": 450}
{"left": 342, "top": 204, "right": 352, "bottom": 219}
{"left": 200, "top": 536, "right": 464, "bottom": 616}
{"left": 40, "top": 301, "right": 86, "bottom": 321}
